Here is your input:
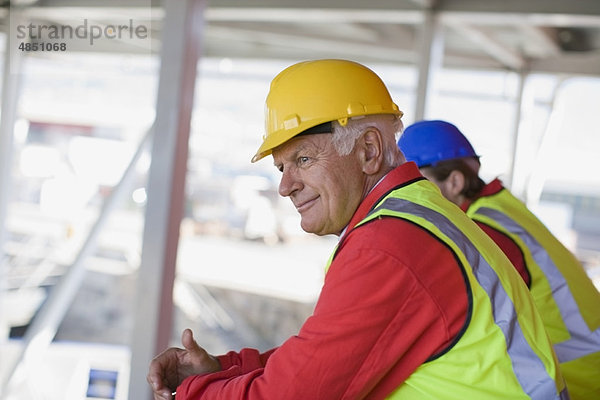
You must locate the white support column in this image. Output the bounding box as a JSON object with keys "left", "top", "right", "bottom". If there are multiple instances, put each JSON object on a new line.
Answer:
{"left": 0, "top": 10, "right": 25, "bottom": 344}
{"left": 505, "top": 69, "right": 527, "bottom": 190}
{"left": 414, "top": 9, "right": 444, "bottom": 121}
{"left": 128, "top": 0, "right": 206, "bottom": 399}
{"left": 525, "top": 80, "right": 566, "bottom": 208}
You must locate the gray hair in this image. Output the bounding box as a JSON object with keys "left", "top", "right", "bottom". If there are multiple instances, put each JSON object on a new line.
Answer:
{"left": 331, "top": 114, "right": 404, "bottom": 167}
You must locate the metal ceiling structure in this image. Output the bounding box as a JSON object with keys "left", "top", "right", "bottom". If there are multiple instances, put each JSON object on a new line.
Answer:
{"left": 2, "top": 0, "right": 600, "bottom": 73}
{"left": 1, "top": 1, "right": 600, "bottom": 399}
{"left": 202, "top": 0, "right": 600, "bottom": 75}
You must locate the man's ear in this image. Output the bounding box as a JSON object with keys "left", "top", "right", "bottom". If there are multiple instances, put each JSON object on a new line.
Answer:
{"left": 359, "top": 128, "right": 383, "bottom": 175}
{"left": 443, "top": 170, "right": 466, "bottom": 199}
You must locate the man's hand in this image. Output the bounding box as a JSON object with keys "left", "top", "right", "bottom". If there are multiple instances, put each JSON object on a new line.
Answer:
{"left": 147, "top": 328, "right": 222, "bottom": 399}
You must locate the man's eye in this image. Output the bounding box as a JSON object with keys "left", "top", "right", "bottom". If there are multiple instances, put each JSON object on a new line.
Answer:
{"left": 298, "top": 156, "right": 309, "bottom": 165}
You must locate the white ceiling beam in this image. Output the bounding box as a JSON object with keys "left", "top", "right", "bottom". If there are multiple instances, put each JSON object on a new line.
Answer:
{"left": 529, "top": 53, "right": 600, "bottom": 76}
{"left": 30, "top": 0, "right": 600, "bottom": 16}
{"left": 32, "top": 0, "right": 420, "bottom": 11}
{"left": 205, "top": 8, "right": 423, "bottom": 24}
{"left": 22, "top": 6, "right": 163, "bottom": 20}
{"left": 518, "top": 25, "right": 561, "bottom": 58}
{"left": 21, "top": 0, "right": 160, "bottom": 6}
{"left": 441, "top": 12, "right": 600, "bottom": 28}
{"left": 408, "top": 0, "right": 436, "bottom": 8}
{"left": 204, "top": 25, "right": 415, "bottom": 62}
{"left": 445, "top": 20, "right": 526, "bottom": 70}
{"left": 436, "top": 0, "right": 600, "bottom": 16}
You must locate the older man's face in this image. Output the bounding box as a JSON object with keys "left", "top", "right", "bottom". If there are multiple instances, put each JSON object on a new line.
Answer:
{"left": 272, "top": 133, "right": 365, "bottom": 236}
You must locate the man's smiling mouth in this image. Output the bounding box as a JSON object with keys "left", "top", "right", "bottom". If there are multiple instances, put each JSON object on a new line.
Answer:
{"left": 295, "top": 197, "right": 318, "bottom": 213}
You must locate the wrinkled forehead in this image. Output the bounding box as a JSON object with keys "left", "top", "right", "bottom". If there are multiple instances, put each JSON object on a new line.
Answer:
{"left": 272, "top": 133, "right": 334, "bottom": 164}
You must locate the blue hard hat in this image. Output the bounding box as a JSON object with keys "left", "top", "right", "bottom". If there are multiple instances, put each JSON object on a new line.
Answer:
{"left": 398, "top": 120, "right": 478, "bottom": 167}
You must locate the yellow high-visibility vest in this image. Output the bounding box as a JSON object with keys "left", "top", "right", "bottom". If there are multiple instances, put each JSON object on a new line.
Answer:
{"left": 467, "top": 186, "right": 600, "bottom": 400}
{"left": 327, "top": 179, "right": 567, "bottom": 399}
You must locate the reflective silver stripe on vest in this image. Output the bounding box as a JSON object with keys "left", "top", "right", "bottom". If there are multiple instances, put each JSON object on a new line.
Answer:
{"left": 474, "top": 207, "right": 600, "bottom": 362}
{"left": 371, "top": 198, "right": 563, "bottom": 400}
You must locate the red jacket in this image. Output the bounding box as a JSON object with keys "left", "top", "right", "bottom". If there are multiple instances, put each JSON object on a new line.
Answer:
{"left": 177, "top": 163, "right": 469, "bottom": 399}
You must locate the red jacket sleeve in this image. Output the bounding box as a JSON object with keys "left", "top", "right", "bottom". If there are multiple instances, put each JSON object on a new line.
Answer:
{"left": 177, "top": 218, "right": 468, "bottom": 399}
{"left": 217, "top": 348, "right": 277, "bottom": 373}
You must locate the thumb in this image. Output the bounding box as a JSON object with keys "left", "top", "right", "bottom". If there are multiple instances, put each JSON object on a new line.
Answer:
{"left": 181, "top": 328, "right": 201, "bottom": 353}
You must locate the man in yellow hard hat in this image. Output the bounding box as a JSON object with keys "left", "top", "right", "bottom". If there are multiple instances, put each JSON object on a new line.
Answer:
{"left": 399, "top": 119, "right": 600, "bottom": 400}
{"left": 147, "top": 60, "right": 568, "bottom": 399}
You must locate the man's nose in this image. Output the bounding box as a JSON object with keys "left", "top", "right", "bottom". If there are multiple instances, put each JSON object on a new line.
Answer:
{"left": 278, "top": 169, "right": 300, "bottom": 197}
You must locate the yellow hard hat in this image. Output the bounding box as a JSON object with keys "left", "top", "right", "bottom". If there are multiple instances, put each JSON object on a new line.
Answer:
{"left": 251, "top": 59, "right": 403, "bottom": 162}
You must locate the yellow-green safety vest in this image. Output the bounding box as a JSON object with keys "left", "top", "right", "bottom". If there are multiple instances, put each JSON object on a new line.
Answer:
{"left": 327, "top": 179, "right": 568, "bottom": 399}
{"left": 467, "top": 187, "right": 600, "bottom": 400}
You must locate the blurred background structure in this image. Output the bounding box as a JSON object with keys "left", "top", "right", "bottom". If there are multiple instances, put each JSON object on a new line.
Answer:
{"left": 0, "top": 0, "right": 599, "bottom": 399}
